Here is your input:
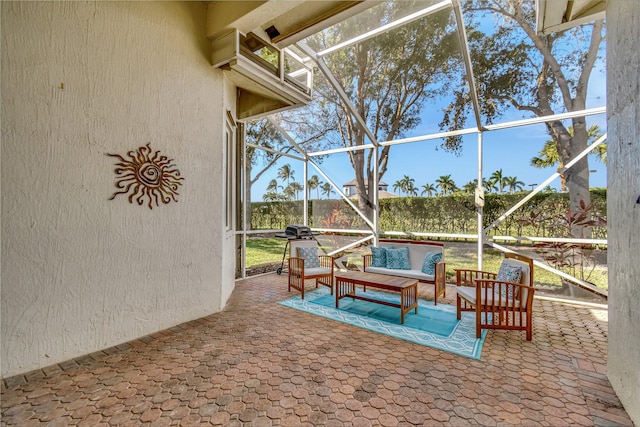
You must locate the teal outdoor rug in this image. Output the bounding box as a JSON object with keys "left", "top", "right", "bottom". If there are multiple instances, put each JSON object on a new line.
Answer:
{"left": 279, "top": 288, "right": 487, "bottom": 359}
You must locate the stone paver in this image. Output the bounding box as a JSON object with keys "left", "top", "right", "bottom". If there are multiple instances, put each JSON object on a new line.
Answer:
{"left": 1, "top": 275, "right": 634, "bottom": 426}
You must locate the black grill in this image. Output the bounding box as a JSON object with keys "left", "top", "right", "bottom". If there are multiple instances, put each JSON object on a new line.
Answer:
{"left": 285, "top": 224, "right": 313, "bottom": 238}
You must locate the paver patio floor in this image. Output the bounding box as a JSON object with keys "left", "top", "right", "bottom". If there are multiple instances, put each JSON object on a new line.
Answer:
{"left": 1, "top": 274, "right": 634, "bottom": 426}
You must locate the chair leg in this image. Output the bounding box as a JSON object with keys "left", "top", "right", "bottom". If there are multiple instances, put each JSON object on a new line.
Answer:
{"left": 456, "top": 296, "right": 462, "bottom": 320}
{"left": 526, "top": 312, "right": 532, "bottom": 341}
{"left": 476, "top": 309, "right": 482, "bottom": 338}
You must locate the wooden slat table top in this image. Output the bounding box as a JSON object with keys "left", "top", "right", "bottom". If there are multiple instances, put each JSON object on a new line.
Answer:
{"left": 335, "top": 270, "right": 417, "bottom": 290}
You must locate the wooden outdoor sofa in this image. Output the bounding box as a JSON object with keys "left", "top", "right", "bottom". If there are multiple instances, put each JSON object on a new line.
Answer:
{"left": 363, "top": 239, "right": 447, "bottom": 304}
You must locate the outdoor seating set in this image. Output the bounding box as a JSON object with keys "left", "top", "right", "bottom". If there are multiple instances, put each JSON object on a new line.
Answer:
{"left": 286, "top": 238, "right": 535, "bottom": 340}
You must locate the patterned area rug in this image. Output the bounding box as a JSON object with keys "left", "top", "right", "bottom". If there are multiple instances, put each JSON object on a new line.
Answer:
{"left": 279, "top": 287, "right": 487, "bottom": 359}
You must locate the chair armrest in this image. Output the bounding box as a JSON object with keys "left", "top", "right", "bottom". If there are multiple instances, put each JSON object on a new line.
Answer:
{"left": 473, "top": 279, "right": 535, "bottom": 308}
{"left": 455, "top": 269, "right": 497, "bottom": 287}
{"left": 435, "top": 261, "right": 446, "bottom": 285}
{"left": 363, "top": 254, "right": 372, "bottom": 269}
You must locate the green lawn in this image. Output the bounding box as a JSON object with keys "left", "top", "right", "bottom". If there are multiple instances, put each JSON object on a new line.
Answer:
{"left": 245, "top": 237, "right": 288, "bottom": 267}
{"left": 245, "top": 238, "right": 608, "bottom": 290}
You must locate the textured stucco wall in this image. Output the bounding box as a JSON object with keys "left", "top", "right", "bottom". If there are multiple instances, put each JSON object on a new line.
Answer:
{"left": 1, "top": 2, "right": 235, "bottom": 377}
{"left": 607, "top": 1, "right": 640, "bottom": 424}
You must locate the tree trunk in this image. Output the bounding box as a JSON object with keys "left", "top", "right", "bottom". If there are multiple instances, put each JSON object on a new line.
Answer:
{"left": 550, "top": 118, "right": 592, "bottom": 239}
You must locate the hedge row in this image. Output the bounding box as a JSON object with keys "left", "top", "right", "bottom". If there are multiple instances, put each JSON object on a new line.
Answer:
{"left": 249, "top": 190, "right": 607, "bottom": 239}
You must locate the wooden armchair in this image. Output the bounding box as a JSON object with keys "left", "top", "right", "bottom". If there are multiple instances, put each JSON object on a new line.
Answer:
{"left": 288, "top": 239, "right": 334, "bottom": 299}
{"left": 455, "top": 253, "right": 535, "bottom": 340}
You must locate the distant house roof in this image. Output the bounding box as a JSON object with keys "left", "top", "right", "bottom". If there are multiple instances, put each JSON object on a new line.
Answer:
{"left": 343, "top": 179, "right": 388, "bottom": 186}
{"left": 378, "top": 190, "right": 398, "bottom": 199}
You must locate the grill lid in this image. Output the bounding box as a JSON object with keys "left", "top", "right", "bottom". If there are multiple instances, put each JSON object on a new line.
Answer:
{"left": 285, "top": 224, "right": 312, "bottom": 237}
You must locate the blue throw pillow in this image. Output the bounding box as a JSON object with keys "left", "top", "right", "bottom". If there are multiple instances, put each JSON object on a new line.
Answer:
{"left": 386, "top": 247, "right": 411, "bottom": 270}
{"left": 421, "top": 252, "right": 443, "bottom": 275}
{"left": 370, "top": 246, "right": 387, "bottom": 267}
{"left": 496, "top": 263, "right": 522, "bottom": 299}
{"left": 297, "top": 247, "right": 321, "bottom": 268}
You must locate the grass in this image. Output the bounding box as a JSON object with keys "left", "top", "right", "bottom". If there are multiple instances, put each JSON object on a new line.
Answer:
{"left": 245, "top": 238, "right": 608, "bottom": 290}
{"left": 245, "top": 237, "right": 287, "bottom": 267}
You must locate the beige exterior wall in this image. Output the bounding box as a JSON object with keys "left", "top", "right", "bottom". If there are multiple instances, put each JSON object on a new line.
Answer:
{"left": 1, "top": 2, "right": 236, "bottom": 377}
{"left": 607, "top": 1, "right": 640, "bottom": 424}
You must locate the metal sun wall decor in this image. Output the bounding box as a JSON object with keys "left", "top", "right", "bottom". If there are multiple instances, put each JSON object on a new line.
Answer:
{"left": 107, "top": 143, "right": 184, "bottom": 209}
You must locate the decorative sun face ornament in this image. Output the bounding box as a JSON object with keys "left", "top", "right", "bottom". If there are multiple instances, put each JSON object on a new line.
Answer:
{"left": 107, "top": 144, "right": 184, "bottom": 209}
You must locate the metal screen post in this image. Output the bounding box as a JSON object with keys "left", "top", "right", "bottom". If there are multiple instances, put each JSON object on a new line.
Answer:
{"left": 477, "top": 131, "right": 484, "bottom": 270}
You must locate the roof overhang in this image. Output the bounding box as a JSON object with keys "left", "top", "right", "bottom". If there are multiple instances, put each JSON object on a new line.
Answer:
{"left": 536, "top": 0, "right": 606, "bottom": 34}
{"left": 207, "top": 1, "right": 381, "bottom": 48}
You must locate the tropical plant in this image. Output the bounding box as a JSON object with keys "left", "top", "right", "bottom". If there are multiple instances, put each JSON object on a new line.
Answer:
{"left": 406, "top": 182, "right": 418, "bottom": 197}
{"left": 489, "top": 169, "right": 506, "bottom": 194}
{"left": 277, "top": 164, "right": 295, "bottom": 186}
{"left": 393, "top": 175, "right": 416, "bottom": 196}
{"left": 483, "top": 178, "right": 497, "bottom": 194}
{"left": 287, "top": 181, "right": 304, "bottom": 201}
{"left": 421, "top": 183, "right": 437, "bottom": 197}
{"left": 534, "top": 200, "right": 607, "bottom": 283}
{"left": 320, "top": 182, "right": 335, "bottom": 199}
{"left": 462, "top": 181, "right": 477, "bottom": 194}
{"left": 307, "top": 175, "right": 321, "bottom": 199}
{"left": 436, "top": 174, "right": 457, "bottom": 196}
{"left": 266, "top": 179, "right": 282, "bottom": 193}
{"left": 504, "top": 176, "right": 525, "bottom": 193}
{"left": 531, "top": 125, "right": 605, "bottom": 192}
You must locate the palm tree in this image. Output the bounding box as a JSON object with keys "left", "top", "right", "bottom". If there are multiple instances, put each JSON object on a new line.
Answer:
{"left": 406, "top": 182, "right": 418, "bottom": 197}
{"left": 435, "top": 175, "right": 457, "bottom": 196}
{"left": 320, "top": 182, "right": 334, "bottom": 199}
{"left": 283, "top": 185, "right": 296, "bottom": 201}
{"left": 277, "top": 164, "right": 295, "bottom": 186}
{"left": 531, "top": 125, "right": 604, "bottom": 192}
{"left": 462, "top": 180, "right": 477, "bottom": 194}
{"left": 504, "top": 176, "right": 525, "bottom": 193}
{"left": 393, "top": 175, "right": 415, "bottom": 196}
{"left": 421, "top": 183, "right": 437, "bottom": 197}
{"left": 288, "top": 181, "right": 303, "bottom": 200}
{"left": 393, "top": 179, "right": 404, "bottom": 196}
{"left": 307, "top": 175, "right": 320, "bottom": 199}
{"left": 266, "top": 179, "right": 281, "bottom": 193}
{"left": 489, "top": 169, "right": 506, "bottom": 194}
{"left": 483, "top": 178, "right": 497, "bottom": 194}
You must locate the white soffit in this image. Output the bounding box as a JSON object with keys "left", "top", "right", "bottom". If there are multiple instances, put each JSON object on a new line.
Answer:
{"left": 207, "top": 1, "right": 381, "bottom": 46}
{"left": 536, "top": 0, "right": 606, "bottom": 34}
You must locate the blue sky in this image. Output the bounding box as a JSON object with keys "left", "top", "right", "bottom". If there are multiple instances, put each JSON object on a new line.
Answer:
{"left": 251, "top": 81, "right": 608, "bottom": 201}
{"left": 250, "top": 6, "right": 608, "bottom": 201}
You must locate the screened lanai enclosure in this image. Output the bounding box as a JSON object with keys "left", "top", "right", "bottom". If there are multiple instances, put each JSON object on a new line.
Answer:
{"left": 233, "top": 0, "right": 607, "bottom": 297}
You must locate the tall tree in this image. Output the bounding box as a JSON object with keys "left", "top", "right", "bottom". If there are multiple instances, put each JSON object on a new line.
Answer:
{"left": 320, "top": 182, "right": 334, "bottom": 199}
{"left": 504, "top": 176, "right": 525, "bottom": 193}
{"left": 277, "top": 164, "right": 295, "bottom": 186}
{"left": 462, "top": 181, "right": 477, "bottom": 194}
{"left": 436, "top": 174, "right": 457, "bottom": 195}
{"left": 307, "top": 175, "right": 321, "bottom": 199}
{"left": 421, "top": 183, "right": 437, "bottom": 197}
{"left": 440, "top": 0, "right": 605, "bottom": 237}
{"left": 531, "top": 124, "right": 605, "bottom": 192}
{"left": 394, "top": 175, "right": 415, "bottom": 197}
{"left": 393, "top": 179, "right": 405, "bottom": 196}
{"left": 266, "top": 179, "right": 282, "bottom": 193}
{"left": 287, "top": 181, "right": 304, "bottom": 201}
{"left": 307, "top": 4, "right": 455, "bottom": 218}
{"left": 489, "top": 169, "right": 506, "bottom": 194}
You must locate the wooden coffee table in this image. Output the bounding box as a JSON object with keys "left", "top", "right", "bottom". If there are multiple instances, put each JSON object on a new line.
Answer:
{"left": 335, "top": 271, "right": 418, "bottom": 324}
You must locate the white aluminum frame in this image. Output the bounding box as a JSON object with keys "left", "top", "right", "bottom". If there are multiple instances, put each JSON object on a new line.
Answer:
{"left": 236, "top": 3, "right": 608, "bottom": 297}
